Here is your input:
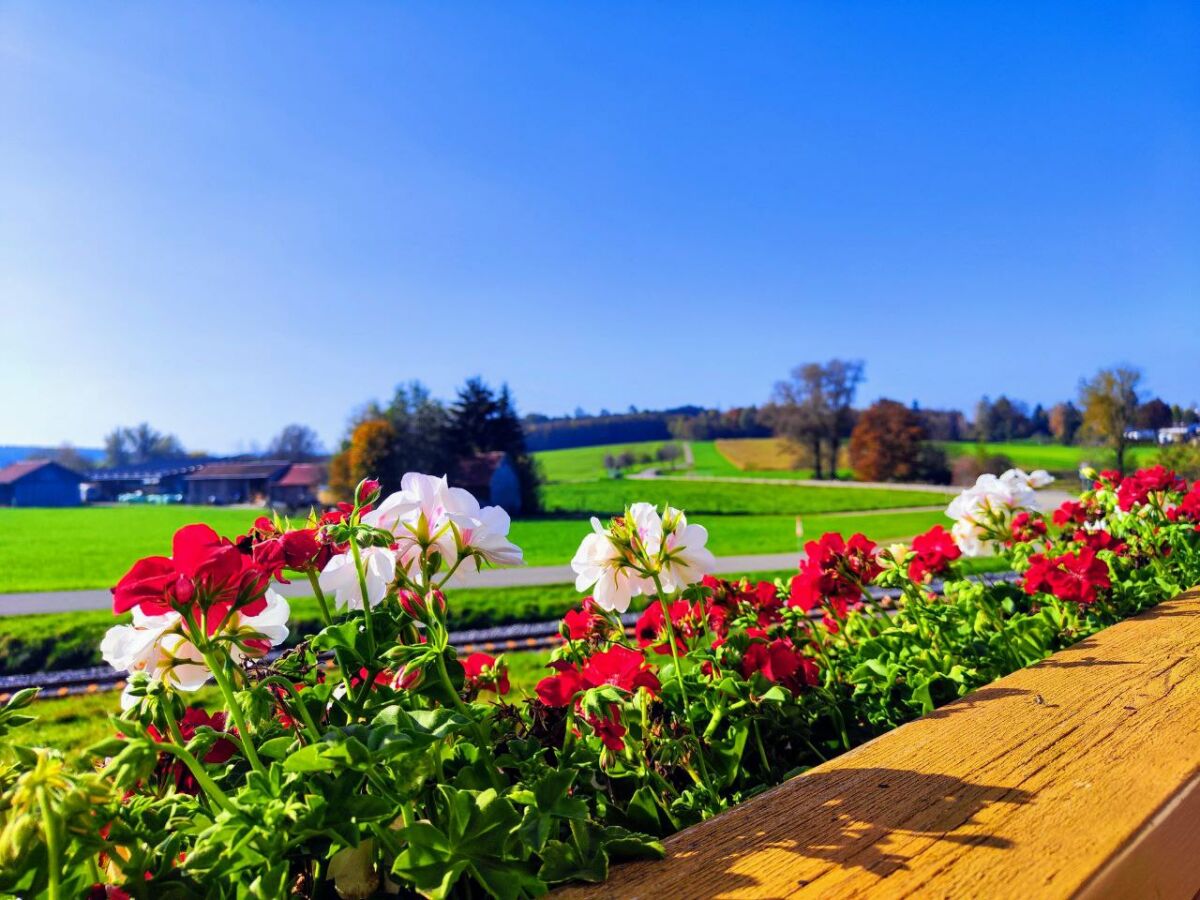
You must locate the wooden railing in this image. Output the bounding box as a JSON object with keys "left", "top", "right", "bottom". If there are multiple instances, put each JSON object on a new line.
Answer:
{"left": 558, "top": 588, "right": 1200, "bottom": 899}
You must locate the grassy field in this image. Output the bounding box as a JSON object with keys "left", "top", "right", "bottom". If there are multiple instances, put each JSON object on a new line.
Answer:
{"left": 937, "top": 440, "right": 1159, "bottom": 474}
{"left": 540, "top": 480, "right": 947, "bottom": 517}
{"left": 0, "top": 506, "right": 271, "bottom": 593}
{"left": 533, "top": 440, "right": 682, "bottom": 482}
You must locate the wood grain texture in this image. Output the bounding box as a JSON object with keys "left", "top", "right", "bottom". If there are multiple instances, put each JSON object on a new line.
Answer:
{"left": 558, "top": 589, "right": 1200, "bottom": 899}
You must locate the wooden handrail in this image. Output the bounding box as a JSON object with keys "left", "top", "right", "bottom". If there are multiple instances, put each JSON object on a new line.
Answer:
{"left": 558, "top": 588, "right": 1200, "bottom": 899}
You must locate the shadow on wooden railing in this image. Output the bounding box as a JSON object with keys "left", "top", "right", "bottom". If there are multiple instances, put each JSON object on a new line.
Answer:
{"left": 557, "top": 588, "right": 1200, "bottom": 899}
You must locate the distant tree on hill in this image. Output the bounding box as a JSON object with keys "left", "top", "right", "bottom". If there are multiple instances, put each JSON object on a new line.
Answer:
{"left": 1134, "top": 397, "right": 1173, "bottom": 431}
{"left": 765, "top": 359, "right": 864, "bottom": 479}
{"left": 103, "top": 423, "right": 185, "bottom": 467}
{"left": 267, "top": 424, "right": 325, "bottom": 461}
{"left": 848, "top": 399, "right": 929, "bottom": 482}
{"left": 1079, "top": 366, "right": 1142, "bottom": 473}
{"left": 656, "top": 444, "right": 683, "bottom": 469}
{"left": 1048, "top": 402, "right": 1083, "bottom": 445}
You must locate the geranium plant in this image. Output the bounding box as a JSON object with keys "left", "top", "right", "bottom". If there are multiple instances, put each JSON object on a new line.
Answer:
{"left": 1, "top": 466, "right": 1199, "bottom": 898}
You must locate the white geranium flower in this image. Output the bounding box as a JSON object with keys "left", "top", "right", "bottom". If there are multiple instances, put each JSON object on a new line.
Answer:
{"left": 657, "top": 507, "right": 717, "bottom": 592}
{"left": 571, "top": 517, "right": 647, "bottom": 613}
{"left": 945, "top": 469, "right": 1049, "bottom": 555}
{"left": 319, "top": 546, "right": 397, "bottom": 610}
{"left": 444, "top": 489, "right": 524, "bottom": 571}
{"left": 103, "top": 590, "right": 293, "bottom": 708}
{"left": 628, "top": 502, "right": 665, "bottom": 556}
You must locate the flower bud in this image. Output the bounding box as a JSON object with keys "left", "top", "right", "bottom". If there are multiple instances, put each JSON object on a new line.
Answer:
{"left": 397, "top": 590, "right": 426, "bottom": 619}
{"left": 355, "top": 478, "right": 382, "bottom": 508}
{"left": 392, "top": 664, "right": 423, "bottom": 691}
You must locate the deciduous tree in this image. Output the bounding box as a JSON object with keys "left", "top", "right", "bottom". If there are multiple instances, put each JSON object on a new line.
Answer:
{"left": 848, "top": 399, "right": 929, "bottom": 482}
{"left": 1079, "top": 366, "right": 1142, "bottom": 473}
{"left": 267, "top": 424, "right": 325, "bottom": 461}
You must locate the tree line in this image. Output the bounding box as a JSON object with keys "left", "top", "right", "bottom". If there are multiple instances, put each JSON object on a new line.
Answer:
{"left": 327, "top": 378, "right": 541, "bottom": 512}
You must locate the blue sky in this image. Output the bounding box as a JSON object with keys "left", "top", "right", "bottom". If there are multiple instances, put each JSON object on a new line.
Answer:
{"left": 2, "top": 3, "right": 1197, "bottom": 453}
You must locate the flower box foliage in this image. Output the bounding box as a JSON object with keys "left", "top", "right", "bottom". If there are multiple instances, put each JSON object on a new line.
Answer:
{"left": 2, "top": 466, "right": 1199, "bottom": 898}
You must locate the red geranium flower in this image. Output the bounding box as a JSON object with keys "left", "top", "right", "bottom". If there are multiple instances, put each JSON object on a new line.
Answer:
{"left": 1052, "top": 501, "right": 1088, "bottom": 527}
{"left": 908, "top": 525, "right": 962, "bottom": 580}
{"left": 584, "top": 706, "right": 628, "bottom": 752}
{"left": 1116, "top": 466, "right": 1185, "bottom": 511}
{"left": 112, "top": 525, "right": 268, "bottom": 627}
{"left": 1073, "top": 528, "right": 1126, "bottom": 555}
{"left": 561, "top": 597, "right": 606, "bottom": 641}
{"left": 788, "top": 532, "right": 879, "bottom": 618}
{"left": 535, "top": 645, "right": 660, "bottom": 708}
{"left": 463, "top": 652, "right": 510, "bottom": 695}
{"left": 635, "top": 599, "right": 702, "bottom": 654}
{"left": 740, "top": 633, "right": 818, "bottom": 694}
{"left": 1023, "top": 548, "right": 1110, "bottom": 605}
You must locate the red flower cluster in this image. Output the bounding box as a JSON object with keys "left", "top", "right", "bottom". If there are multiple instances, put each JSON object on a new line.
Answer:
{"left": 113, "top": 525, "right": 268, "bottom": 628}
{"left": 701, "top": 575, "right": 782, "bottom": 634}
{"left": 740, "top": 628, "right": 818, "bottom": 693}
{"left": 1073, "top": 528, "right": 1126, "bottom": 555}
{"left": 535, "top": 645, "right": 660, "bottom": 707}
{"left": 561, "top": 597, "right": 607, "bottom": 641}
{"left": 1052, "top": 501, "right": 1088, "bottom": 527}
{"left": 1023, "top": 549, "right": 1111, "bottom": 605}
{"left": 1008, "top": 511, "right": 1048, "bottom": 545}
{"left": 463, "top": 652, "right": 510, "bottom": 695}
{"left": 1116, "top": 466, "right": 1185, "bottom": 511}
{"left": 238, "top": 517, "right": 332, "bottom": 584}
{"left": 908, "top": 525, "right": 962, "bottom": 580}
{"left": 789, "top": 533, "right": 880, "bottom": 617}
{"left": 1167, "top": 482, "right": 1200, "bottom": 525}
{"left": 635, "top": 599, "right": 704, "bottom": 655}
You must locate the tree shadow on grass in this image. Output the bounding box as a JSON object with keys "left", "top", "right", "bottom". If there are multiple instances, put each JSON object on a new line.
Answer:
{"left": 682, "top": 767, "right": 1032, "bottom": 898}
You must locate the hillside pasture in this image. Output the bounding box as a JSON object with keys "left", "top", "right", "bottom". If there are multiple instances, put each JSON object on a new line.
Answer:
{"left": 533, "top": 440, "right": 682, "bottom": 483}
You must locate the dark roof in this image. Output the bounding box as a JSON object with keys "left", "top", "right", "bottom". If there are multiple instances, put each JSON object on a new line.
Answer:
{"left": 452, "top": 451, "right": 508, "bottom": 490}
{"left": 0, "top": 460, "right": 83, "bottom": 485}
{"left": 90, "top": 458, "right": 213, "bottom": 481}
{"left": 185, "top": 461, "right": 291, "bottom": 481}
{"left": 275, "top": 463, "right": 326, "bottom": 488}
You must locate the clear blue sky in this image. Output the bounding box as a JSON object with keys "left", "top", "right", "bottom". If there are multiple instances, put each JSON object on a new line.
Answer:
{"left": 2, "top": 3, "right": 1197, "bottom": 453}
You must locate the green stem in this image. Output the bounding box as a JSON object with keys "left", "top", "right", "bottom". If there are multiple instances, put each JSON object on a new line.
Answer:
{"left": 260, "top": 675, "right": 322, "bottom": 742}
{"left": 37, "top": 787, "right": 61, "bottom": 900}
{"left": 204, "top": 650, "right": 266, "bottom": 776}
{"left": 430, "top": 633, "right": 504, "bottom": 791}
{"left": 348, "top": 535, "right": 378, "bottom": 659}
{"left": 307, "top": 569, "right": 333, "bottom": 627}
{"left": 649, "top": 573, "right": 717, "bottom": 800}
{"left": 161, "top": 701, "right": 187, "bottom": 748}
{"left": 752, "top": 719, "right": 771, "bottom": 773}
{"left": 156, "top": 742, "right": 238, "bottom": 814}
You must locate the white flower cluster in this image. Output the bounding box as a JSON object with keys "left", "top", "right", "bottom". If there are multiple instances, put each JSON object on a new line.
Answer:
{"left": 945, "top": 468, "right": 1054, "bottom": 556}
{"left": 101, "top": 590, "right": 290, "bottom": 708}
{"left": 571, "top": 502, "right": 717, "bottom": 612}
{"left": 319, "top": 472, "right": 524, "bottom": 609}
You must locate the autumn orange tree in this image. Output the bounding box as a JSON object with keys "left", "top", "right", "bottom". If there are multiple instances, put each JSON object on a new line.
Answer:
{"left": 848, "top": 399, "right": 929, "bottom": 481}
{"left": 328, "top": 418, "right": 398, "bottom": 500}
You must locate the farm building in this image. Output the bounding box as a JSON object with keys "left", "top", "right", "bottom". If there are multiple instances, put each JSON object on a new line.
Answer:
{"left": 0, "top": 460, "right": 84, "bottom": 507}
{"left": 452, "top": 451, "right": 522, "bottom": 514}
{"left": 184, "top": 460, "right": 291, "bottom": 505}
{"left": 268, "top": 463, "right": 326, "bottom": 509}
{"left": 87, "top": 458, "right": 212, "bottom": 502}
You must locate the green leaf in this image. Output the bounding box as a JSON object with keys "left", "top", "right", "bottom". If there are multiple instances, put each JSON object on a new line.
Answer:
{"left": 282, "top": 743, "right": 336, "bottom": 773}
